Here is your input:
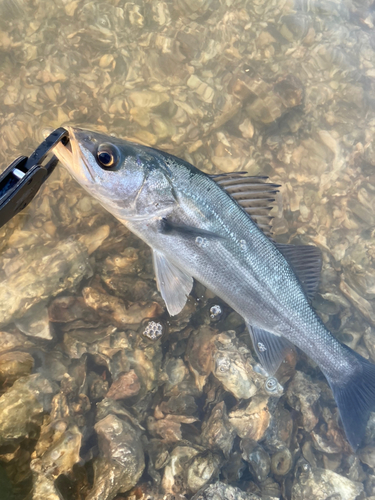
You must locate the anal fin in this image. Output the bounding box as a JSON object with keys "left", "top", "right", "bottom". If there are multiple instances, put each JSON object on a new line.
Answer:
{"left": 247, "top": 322, "right": 294, "bottom": 375}
{"left": 153, "top": 250, "right": 193, "bottom": 316}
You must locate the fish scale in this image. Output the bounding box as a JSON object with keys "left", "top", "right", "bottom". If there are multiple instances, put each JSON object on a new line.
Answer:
{"left": 54, "top": 126, "right": 375, "bottom": 451}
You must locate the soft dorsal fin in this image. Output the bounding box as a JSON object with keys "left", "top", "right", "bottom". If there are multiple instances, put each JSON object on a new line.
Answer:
{"left": 275, "top": 242, "right": 322, "bottom": 302}
{"left": 209, "top": 173, "right": 321, "bottom": 299}
{"left": 210, "top": 172, "right": 280, "bottom": 236}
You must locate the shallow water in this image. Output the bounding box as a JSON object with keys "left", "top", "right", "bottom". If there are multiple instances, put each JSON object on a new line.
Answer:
{"left": 0, "top": 0, "right": 375, "bottom": 499}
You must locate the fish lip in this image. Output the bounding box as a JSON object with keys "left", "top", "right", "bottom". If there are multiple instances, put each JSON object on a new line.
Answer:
{"left": 67, "top": 126, "right": 95, "bottom": 184}
{"left": 50, "top": 128, "right": 74, "bottom": 173}
{"left": 53, "top": 126, "right": 97, "bottom": 187}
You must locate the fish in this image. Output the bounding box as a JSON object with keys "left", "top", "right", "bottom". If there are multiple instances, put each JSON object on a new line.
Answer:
{"left": 54, "top": 126, "right": 375, "bottom": 451}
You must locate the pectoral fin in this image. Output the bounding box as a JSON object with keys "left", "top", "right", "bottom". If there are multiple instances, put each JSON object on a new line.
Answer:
{"left": 159, "top": 217, "right": 222, "bottom": 239}
{"left": 152, "top": 249, "right": 193, "bottom": 316}
{"left": 247, "top": 322, "right": 294, "bottom": 375}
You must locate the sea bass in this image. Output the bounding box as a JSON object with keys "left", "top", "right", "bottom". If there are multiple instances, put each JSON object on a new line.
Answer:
{"left": 54, "top": 126, "right": 375, "bottom": 450}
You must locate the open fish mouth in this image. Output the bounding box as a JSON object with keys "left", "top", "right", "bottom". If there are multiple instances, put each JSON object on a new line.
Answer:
{"left": 51, "top": 126, "right": 95, "bottom": 187}
{"left": 43, "top": 126, "right": 73, "bottom": 169}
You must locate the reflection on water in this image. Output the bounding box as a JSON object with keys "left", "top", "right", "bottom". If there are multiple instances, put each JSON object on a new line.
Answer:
{"left": 0, "top": 0, "right": 375, "bottom": 498}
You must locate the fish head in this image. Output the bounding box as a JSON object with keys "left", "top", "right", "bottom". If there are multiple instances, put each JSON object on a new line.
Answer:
{"left": 54, "top": 127, "right": 177, "bottom": 221}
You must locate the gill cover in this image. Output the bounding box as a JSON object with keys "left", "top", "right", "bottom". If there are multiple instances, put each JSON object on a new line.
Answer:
{"left": 56, "top": 127, "right": 176, "bottom": 221}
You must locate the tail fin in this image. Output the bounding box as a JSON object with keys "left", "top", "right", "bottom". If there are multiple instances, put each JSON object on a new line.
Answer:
{"left": 325, "top": 347, "right": 375, "bottom": 451}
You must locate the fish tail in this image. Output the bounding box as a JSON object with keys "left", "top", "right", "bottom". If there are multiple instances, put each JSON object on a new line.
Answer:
{"left": 324, "top": 346, "right": 375, "bottom": 451}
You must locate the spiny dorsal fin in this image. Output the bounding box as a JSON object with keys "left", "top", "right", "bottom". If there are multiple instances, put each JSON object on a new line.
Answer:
{"left": 210, "top": 172, "right": 280, "bottom": 236}
{"left": 275, "top": 242, "right": 322, "bottom": 302}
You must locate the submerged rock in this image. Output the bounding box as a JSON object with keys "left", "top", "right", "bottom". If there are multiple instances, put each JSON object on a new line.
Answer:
{"left": 286, "top": 371, "right": 321, "bottom": 432}
{"left": 241, "top": 440, "right": 270, "bottom": 483}
{"left": 186, "top": 326, "right": 216, "bottom": 391}
{"left": 0, "top": 374, "right": 56, "bottom": 446}
{"left": 106, "top": 369, "right": 141, "bottom": 400}
{"left": 291, "top": 466, "right": 364, "bottom": 500}
{"left": 200, "top": 401, "right": 236, "bottom": 457}
{"left": 147, "top": 413, "right": 197, "bottom": 443}
{"left": 212, "top": 331, "right": 265, "bottom": 399}
{"left": 192, "top": 481, "right": 261, "bottom": 499}
{"left": 270, "top": 447, "right": 292, "bottom": 476}
{"left": 87, "top": 414, "right": 145, "bottom": 500}
{"left": 32, "top": 475, "right": 65, "bottom": 500}
{"left": 82, "top": 286, "right": 163, "bottom": 327}
{"left": 0, "top": 239, "right": 91, "bottom": 327}
{"left": 0, "top": 351, "right": 34, "bottom": 385}
{"left": 31, "top": 423, "right": 82, "bottom": 481}
{"left": 186, "top": 451, "right": 220, "bottom": 494}
{"left": 161, "top": 445, "right": 200, "bottom": 496}
{"left": 229, "top": 395, "right": 271, "bottom": 441}
{"left": 15, "top": 303, "right": 52, "bottom": 340}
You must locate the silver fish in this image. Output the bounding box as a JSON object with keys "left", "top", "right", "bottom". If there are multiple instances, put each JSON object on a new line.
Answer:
{"left": 54, "top": 126, "right": 375, "bottom": 450}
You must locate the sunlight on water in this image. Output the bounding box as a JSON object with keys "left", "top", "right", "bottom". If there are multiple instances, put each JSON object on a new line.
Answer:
{"left": 0, "top": 0, "right": 375, "bottom": 498}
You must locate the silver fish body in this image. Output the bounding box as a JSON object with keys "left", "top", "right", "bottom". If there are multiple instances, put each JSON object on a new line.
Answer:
{"left": 54, "top": 127, "right": 375, "bottom": 451}
{"left": 127, "top": 168, "right": 351, "bottom": 378}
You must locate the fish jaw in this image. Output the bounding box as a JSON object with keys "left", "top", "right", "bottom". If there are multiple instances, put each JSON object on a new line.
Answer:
{"left": 52, "top": 126, "right": 97, "bottom": 190}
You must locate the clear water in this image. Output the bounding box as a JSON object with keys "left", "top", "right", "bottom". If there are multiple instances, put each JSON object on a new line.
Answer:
{"left": 0, "top": 0, "right": 375, "bottom": 499}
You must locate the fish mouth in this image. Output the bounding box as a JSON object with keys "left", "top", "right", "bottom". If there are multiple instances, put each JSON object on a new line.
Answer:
{"left": 52, "top": 126, "right": 95, "bottom": 186}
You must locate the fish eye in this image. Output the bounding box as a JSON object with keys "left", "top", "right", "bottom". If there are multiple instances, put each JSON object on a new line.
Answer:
{"left": 96, "top": 143, "right": 121, "bottom": 170}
